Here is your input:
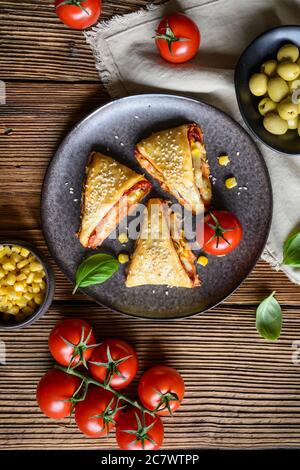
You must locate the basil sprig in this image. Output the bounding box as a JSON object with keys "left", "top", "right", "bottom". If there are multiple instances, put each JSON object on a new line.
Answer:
{"left": 73, "top": 253, "right": 119, "bottom": 294}
{"left": 256, "top": 291, "right": 282, "bottom": 341}
{"left": 282, "top": 232, "right": 300, "bottom": 268}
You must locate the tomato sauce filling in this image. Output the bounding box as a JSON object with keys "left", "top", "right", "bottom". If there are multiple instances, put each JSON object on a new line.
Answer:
{"left": 88, "top": 180, "right": 152, "bottom": 248}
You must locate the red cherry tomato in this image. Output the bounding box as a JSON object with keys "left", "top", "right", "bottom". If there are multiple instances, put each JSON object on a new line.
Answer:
{"left": 75, "top": 386, "right": 121, "bottom": 437}
{"left": 116, "top": 408, "right": 164, "bottom": 450}
{"left": 54, "top": 0, "right": 101, "bottom": 30}
{"left": 155, "top": 13, "right": 200, "bottom": 64}
{"left": 198, "top": 210, "right": 243, "bottom": 256}
{"left": 36, "top": 369, "right": 81, "bottom": 419}
{"left": 48, "top": 318, "right": 97, "bottom": 368}
{"left": 89, "top": 339, "right": 138, "bottom": 390}
{"left": 138, "top": 365, "right": 184, "bottom": 416}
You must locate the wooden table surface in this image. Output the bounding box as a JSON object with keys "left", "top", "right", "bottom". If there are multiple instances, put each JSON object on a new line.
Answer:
{"left": 0, "top": 0, "right": 300, "bottom": 451}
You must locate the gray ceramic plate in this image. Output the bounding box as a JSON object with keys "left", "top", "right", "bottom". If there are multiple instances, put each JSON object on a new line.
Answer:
{"left": 41, "top": 94, "right": 272, "bottom": 320}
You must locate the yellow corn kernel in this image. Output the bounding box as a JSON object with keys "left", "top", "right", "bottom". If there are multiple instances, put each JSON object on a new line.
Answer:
{"left": 22, "top": 306, "right": 34, "bottom": 316}
{"left": 14, "top": 282, "right": 26, "bottom": 293}
{"left": 2, "top": 260, "right": 15, "bottom": 271}
{"left": 20, "top": 248, "right": 30, "bottom": 258}
{"left": 9, "top": 290, "right": 22, "bottom": 300}
{"left": 11, "top": 245, "right": 21, "bottom": 253}
{"left": 24, "top": 292, "right": 33, "bottom": 301}
{"left": 40, "top": 280, "right": 46, "bottom": 290}
{"left": 16, "top": 273, "right": 27, "bottom": 282}
{"left": 29, "top": 262, "right": 43, "bottom": 272}
{"left": 32, "top": 284, "right": 40, "bottom": 294}
{"left": 118, "top": 233, "right": 129, "bottom": 244}
{"left": 0, "top": 286, "right": 10, "bottom": 295}
{"left": 6, "top": 273, "right": 17, "bottom": 285}
{"left": 197, "top": 255, "right": 209, "bottom": 267}
{"left": 7, "top": 305, "right": 19, "bottom": 315}
{"left": 26, "top": 272, "right": 35, "bottom": 284}
{"left": 34, "top": 294, "right": 44, "bottom": 306}
{"left": 2, "top": 313, "right": 11, "bottom": 322}
{"left": 118, "top": 253, "right": 129, "bottom": 264}
{"left": 15, "top": 297, "right": 28, "bottom": 308}
{"left": 23, "top": 267, "right": 31, "bottom": 275}
{"left": 33, "top": 273, "right": 43, "bottom": 283}
{"left": 225, "top": 177, "right": 237, "bottom": 189}
{"left": 0, "top": 246, "right": 11, "bottom": 257}
{"left": 17, "top": 259, "right": 29, "bottom": 269}
{"left": 218, "top": 155, "right": 230, "bottom": 166}
{"left": 11, "top": 253, "right": 22, "bottom": 263}
{"left": 0, "top": 267, "right": 6, "bottom": 280}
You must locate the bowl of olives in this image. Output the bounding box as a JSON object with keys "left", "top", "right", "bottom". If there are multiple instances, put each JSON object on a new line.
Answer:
{"left": 235, "top": 25, "right": 300, "bottom": 155}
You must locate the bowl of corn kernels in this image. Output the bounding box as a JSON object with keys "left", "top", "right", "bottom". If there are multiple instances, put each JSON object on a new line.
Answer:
{"left": 0, "top": 241, "right": 55, "bottom": 329}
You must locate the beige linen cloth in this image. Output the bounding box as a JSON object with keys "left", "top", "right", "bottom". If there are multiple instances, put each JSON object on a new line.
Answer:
{"left": 85, "top": 0, "right": 300, "bottom": 284}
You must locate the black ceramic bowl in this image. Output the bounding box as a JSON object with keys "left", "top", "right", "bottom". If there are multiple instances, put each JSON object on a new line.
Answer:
{"left": 235, "top": 25, "right": 300, "bottom": 155}
{"left": 0, "top": 240, "right": 55, "bottom": 330}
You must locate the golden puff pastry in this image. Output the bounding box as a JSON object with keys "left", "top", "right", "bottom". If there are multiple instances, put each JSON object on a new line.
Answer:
{"left": 135, "top": 123, "right": 212, "bottom": 214}
{"left": 126, "top": 198, "right": 200, "bottom": 288}
{"left": 78, "top": 151, "right": 152, "bottom": 248}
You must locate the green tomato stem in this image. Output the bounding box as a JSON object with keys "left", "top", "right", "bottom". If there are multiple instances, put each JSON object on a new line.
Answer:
{"left": 54, "top": 364, "right": 154, "bottom": 416}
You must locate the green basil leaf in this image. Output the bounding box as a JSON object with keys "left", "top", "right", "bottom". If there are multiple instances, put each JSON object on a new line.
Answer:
{"left": 73, "top": 253, "right": 119, "bottom": 294}
{"left": 256, "top": 291, "right": 282, "bottom": 341}
{"left": 282, "top": 232, "right": 300, "bottom": 267}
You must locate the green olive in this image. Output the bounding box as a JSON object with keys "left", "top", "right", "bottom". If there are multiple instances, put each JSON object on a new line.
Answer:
{"left": 249, "top": 73, "right": 268, "bottom": 96}
{"left": 261, "top": 60, "right": 278, "bottom": 77}
{"left": 258, "top": 97, "right": 277, "bottom": 116}
{"left": 277, "top": 43, "right": 299, "bottom": 63}
{"left": 289, "top": 78, "right": 300, "bottom": 92}
{"left": 267, "top": 77, "right": 289, "bottom": 102}
{"left": 287, "top": 116, "right": 299, "bottom": 129}
{"left": 278, "top": 98, "right": 299, "bottom": 120}
{"left": 263, "top": 113, "right": 288, "bottom": 135}
{"left": 277, "top": 62, "right": 300, "bottom": 81}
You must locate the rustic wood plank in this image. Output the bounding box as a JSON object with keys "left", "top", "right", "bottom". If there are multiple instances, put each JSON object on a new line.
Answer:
{"left": 0, "top": 305, "right": 300, "bottom": 449}
{"left": 0, "top": 0, "right": 161, "bottom": 81}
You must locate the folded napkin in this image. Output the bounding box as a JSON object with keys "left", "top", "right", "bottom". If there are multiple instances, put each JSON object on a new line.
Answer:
{"left": 85, "top": 0, "right": 300, "bottom": 284}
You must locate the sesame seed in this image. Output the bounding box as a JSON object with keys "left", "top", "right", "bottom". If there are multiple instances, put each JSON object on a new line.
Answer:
{"left": 114, "top": 135, "right": 119, "bottom": 139}
{"left": 73, "top": 199, "right": 78, "bottom": 202}
{"left": 236, "top": 151, "right": 240, "bottom": 156}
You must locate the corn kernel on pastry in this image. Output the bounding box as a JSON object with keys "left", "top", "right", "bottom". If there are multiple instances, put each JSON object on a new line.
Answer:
{"left": 135, "top": 124, "right": 212, "bottom": 214}
{"left": 78, "top": 151, "right": 152, "bottom": 248}
{"left": 126, "top": 198, "right": 200, "bottom": 288}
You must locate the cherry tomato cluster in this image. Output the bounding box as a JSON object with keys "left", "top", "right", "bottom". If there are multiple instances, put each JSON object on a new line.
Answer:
{"left": 36, "top": 318, "right": 185, "bottom": 450}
